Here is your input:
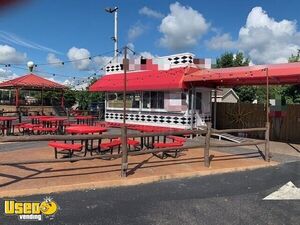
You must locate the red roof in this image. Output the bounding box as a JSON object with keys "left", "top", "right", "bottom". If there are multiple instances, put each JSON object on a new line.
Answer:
{"left": 184, "top": 62, "right": 300, "bottom": 86}
{"left": 89, "top": 62, "right": 300, "bottom": 92}
{"left": 0, "top": 73, "right": 66, "bottom": 90}
{"left": 89, "top": 68, "right": 188, "bottom": 92}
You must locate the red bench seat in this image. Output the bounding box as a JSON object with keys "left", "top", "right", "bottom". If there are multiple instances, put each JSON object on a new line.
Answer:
{"left": 166, "top": 136, "right": 186, "bottom": 143}
{"left": 48, "top": 141, "right": 83, "bottom": 158}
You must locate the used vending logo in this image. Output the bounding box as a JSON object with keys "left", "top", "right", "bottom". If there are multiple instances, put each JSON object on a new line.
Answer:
{"left": 4, "top": 197, "right": 59, "bottom": 221}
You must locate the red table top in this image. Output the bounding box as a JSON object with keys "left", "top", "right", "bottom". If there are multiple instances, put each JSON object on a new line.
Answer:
{"left": 39, "top": 117, "right": 67, "bottom": 122}
{"left": 75, "top": 115, "right": 96, "bottom": 120}
{"left": 0, "top": 116, "right": 17, "bottom": 121}
{"left": 65, "top": 126, "right": 107, "bottom": 134}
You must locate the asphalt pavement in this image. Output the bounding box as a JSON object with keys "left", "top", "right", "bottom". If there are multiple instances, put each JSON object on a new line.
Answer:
{"left": 2, "top": 161, "right": 299, "bottom": 225}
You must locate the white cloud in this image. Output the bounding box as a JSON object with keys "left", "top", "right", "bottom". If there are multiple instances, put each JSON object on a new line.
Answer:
{"left": 128, "top": 23, "right": 145, "bottom": 41}
{"left": 93, "top": 56, "right": 113, "bottom": 70}
{"left": 0, "top": 68, "right": 18, "bottom": 82}
{"left": 67, "top": 47, "right": 91, "bottom": 70}
{"left": 124, "top": 43, "right": 156, "bottom": 59}
{"left": 0, "top": 31, "right": 61, "bottom": 54}
{"left": 207, "top": 7, "right": 300, "bottom": 64}
{"left": 46, "top": 53, "right": 63, "bottom": 67}
{"left": 159, "top": 2, "right": 210, "bottom": 50}
{"left": 139, "top": 6, "right": 164, "bottom": 19}
{"left": 140, "top": 51, "right": 155, "bottom": 59}
{"left": 0, "top": 45, "right": 27, "bottom": 64}
{"left": 127, "top": 42, "right": 135, "bottom": 51}
{"left": 205, "top": 33, "right": 236, "bottom": 50}
{"left": 62, "top": 78, "right": 89, "bottom": 90}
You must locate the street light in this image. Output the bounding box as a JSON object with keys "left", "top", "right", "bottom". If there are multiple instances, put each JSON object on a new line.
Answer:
{"left": 105, "top": 6, "right": 118, "bottom": 63}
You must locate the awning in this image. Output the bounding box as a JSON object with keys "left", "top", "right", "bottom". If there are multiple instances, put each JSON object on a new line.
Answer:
{"left": 89, "top": 68, "right": 188, "bottom": 92}
{"left": 184, "top": 62, "right": 300, "bottom": 86}
{"left": 0, "top": 73, "right": 66, "bottom": 90}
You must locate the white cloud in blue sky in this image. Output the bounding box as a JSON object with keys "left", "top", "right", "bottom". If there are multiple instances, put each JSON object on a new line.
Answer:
{"left": 159, "top": 2, "right": 210, "bottom": 50}
{"left": 206, "top": 6, "right": 300, "bottom": 64}
{"left": 128, "top": 22, "right": 146, "bottom": 41}
{"left": 0, "top": 68, "right": 18, "bottom": 82}
{"left": 2, "top": 1, "right": 300, "bottom": 82}
{"left": 67, "top": 47, "right": 91, "bottom": 71}
{"left": 0, "top": 44, "right": 27, "bottom": 64}
{"left": 46, "top": 53, "right": 63, "bottom": 67}
{"left": 139, "top": 6, "right": 164, "bottom": 19}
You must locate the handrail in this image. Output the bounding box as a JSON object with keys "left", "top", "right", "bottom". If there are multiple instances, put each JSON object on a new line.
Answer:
{"left": 211, "top": 127, "right": 267, "bottom": 134}
{"left": 0, "top": 129, "right": 206, "bottom": 143}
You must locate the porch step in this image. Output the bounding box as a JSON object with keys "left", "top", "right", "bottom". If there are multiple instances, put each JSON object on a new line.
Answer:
{"left": 212, "top": 133, "right": 248, "bottom": 143}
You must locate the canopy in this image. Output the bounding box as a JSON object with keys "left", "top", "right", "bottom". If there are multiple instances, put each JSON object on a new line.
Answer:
{"left": 89, "top": 62, "right": 300, "bottom": 92}
{"left": 0, "top": 73, "right": 66, "bottom": 90}
{"left": 184, "top": 62, "right": 300, "bottom": 86}
{"left": 89, "top": 68, "right": 188, "bottom": 92}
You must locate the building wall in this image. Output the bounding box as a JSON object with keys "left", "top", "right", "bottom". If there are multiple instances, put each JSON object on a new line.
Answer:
{"left": 105, "top": 88, "right": 212, "bottom": 129}
{"left": 0, "top": 105, "right": 56, "bottom": 115}
{"left": 164, "top": 91, "right": 187, "bottom": 112}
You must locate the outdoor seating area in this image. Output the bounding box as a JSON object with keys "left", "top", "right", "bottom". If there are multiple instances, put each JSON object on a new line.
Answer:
{"left": 0, "top": 114, "right": 194, "bottom": 161}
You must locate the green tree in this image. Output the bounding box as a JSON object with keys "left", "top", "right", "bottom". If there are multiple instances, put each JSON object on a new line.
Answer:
{"left": 215, "top": 52, "right": 255, "bottom": 102}
{"left": 288, "top": 49, "right": 300, "bottom": 62}
{"left": 74, "top": 77, "right": 104, "bottom": 110}
{"left": 285, "top": 51, "right": 300, "bottom": 104}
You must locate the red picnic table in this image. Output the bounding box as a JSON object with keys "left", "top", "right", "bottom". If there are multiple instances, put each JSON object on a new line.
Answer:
{"left": 75, "top": 115, "right": 97, "bottom": 125}
{"left": 28, "top": 115, "right": 53, "bottom": 124}
{"left": 39, "top": 117, "right": 68, "bottom": 134}
{"left": 0, "top": 116, "right": 17, "bottom": 135}
{"left": 65, "top": 125, "right": 108, "bottom": 155}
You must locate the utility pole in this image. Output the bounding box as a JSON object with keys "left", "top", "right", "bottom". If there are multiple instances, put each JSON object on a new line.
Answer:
{"left": 105, "top": 6, "right": 118, "bottom": 63}
{"left": 121, "top": 46, "right": 128, "bottom": 177}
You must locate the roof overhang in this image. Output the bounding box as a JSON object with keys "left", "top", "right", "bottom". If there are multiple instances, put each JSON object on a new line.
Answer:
{"left": 184, "top": 62, "right": 300, "bottom": 87}
{"left": 89, "top": 68, "right": 188, "bottom": 92}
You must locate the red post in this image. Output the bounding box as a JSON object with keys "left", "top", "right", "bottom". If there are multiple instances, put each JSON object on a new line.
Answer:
{"left": 61, "top": 91, "right": 65, "bottom": 108}
{"left": 15, "top": 88, "right": 20, "bottom": 108}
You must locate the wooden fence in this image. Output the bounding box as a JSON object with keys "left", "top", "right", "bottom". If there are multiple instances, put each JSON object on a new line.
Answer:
{"left": 0, "top": 123, "right": 270, "bottom": 177}
{"left": 215, "top": 103, "right": 300, "bottom": 143}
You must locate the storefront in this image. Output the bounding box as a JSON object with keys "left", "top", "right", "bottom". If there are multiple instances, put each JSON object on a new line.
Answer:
{"left": 90, "top": 53, "right": 213, "bottom": 129}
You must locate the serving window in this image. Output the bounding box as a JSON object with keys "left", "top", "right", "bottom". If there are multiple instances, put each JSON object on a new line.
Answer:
{"left": 107, "top": 92, "right": 140, "bottom": 109}
{"left": 142, "top": 91, "right": 164, "bottom": 109}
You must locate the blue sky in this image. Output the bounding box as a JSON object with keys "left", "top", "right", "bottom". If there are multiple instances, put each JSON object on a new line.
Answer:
{"left": 1, "top": 0, "right": 300, "bottom": 86}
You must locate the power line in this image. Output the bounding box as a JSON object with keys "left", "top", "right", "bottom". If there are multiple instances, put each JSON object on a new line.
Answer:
{"left": 9, "top": 51, "right": 122, "bottom": 81}
{"left": 0, "top": 49, "right": 117, "bottom": 67}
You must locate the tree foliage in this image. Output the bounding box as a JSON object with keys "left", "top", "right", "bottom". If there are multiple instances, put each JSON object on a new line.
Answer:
{"left": 215, "top": 52, "right": 300, "bottom": 104}
{"left": 215, "top": 52, "right": 255, "bottom": 102}
{"left": 288, "top": 50, "right": 300, "bottom": 62}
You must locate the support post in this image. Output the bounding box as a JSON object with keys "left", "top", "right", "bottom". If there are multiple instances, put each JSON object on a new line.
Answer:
{"left": 61, "top": 91, "right": 65, "bottom": 108}
{"left": 121, "top": 46, "right": 128, "bottom": 177}
{"left": 213, "top": 88, "right": 217, "bottom": 129}
{"left": 15, "top": 88, "right": 20, "bottom": 108}
{"left": 266, "top": 68, "right": 270, "bottom": 124}
{"left": 121, "top": 126, "right": 128, "bottom": 177}
{"left": 41, "top": 88, "right": 44, "bottom": 114}
{"left": 265, "top": 122, "right": 270, "bottom": 162}
{"left": 190, "top": 86, "right": 195, "bottom": 129}
{"left": 18, "top": 107, "right": 21, "bottom": 123}
{"left": 114, "top": 8, "right": 118, "bottom": 63}
{"left": 204, "top": 122, "right": 212, "bottom": 167}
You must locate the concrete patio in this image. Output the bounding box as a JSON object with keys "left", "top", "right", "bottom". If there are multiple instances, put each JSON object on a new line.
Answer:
{"left": 0, "top": 141, "right": 279, "bottom": 197}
